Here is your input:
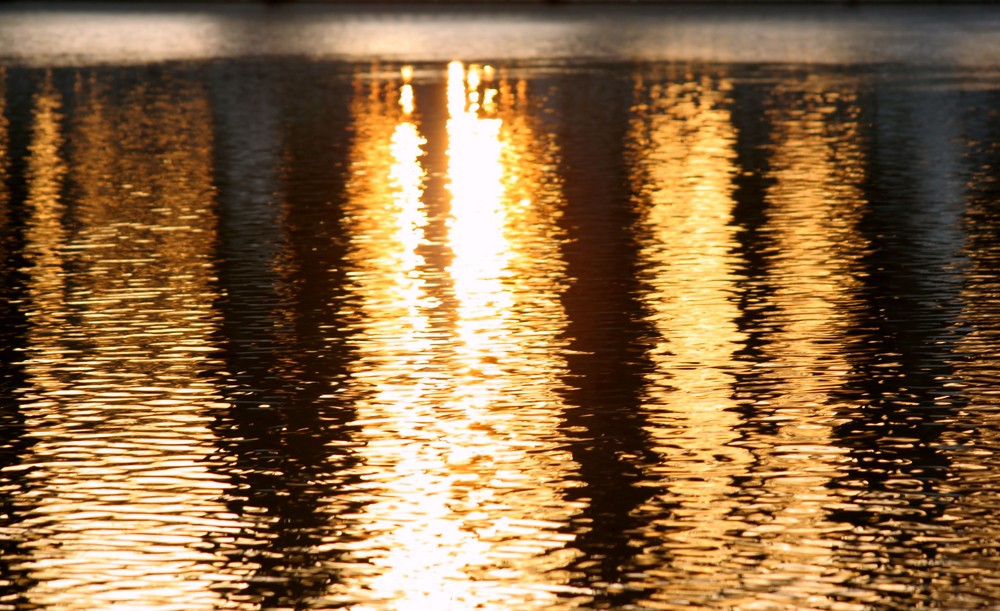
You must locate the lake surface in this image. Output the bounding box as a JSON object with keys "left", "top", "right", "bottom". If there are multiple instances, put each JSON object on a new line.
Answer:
{"left": 2, "top": 4, "right": 1000, "bottom": 610}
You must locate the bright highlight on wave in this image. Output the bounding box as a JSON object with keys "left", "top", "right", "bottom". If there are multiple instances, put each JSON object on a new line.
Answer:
{"left": 328, "top": 61, "right": 584, "bottom": 610}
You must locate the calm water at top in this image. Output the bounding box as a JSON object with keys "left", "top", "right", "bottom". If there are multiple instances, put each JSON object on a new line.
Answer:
{"left": 2, "top": 5, "right": 1000, "bottom": 611}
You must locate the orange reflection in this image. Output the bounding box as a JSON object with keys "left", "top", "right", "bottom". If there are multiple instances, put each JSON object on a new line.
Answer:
{"left": 729, "top": 78, "right": 869, "bottom": 607}
{"left": 329, "top": 62, "right": 585, "bottom": 610}
{"left": 399, "top": 65, "right": 415, "bottom": 116}
{"left": 758, "top": 82, "right": 870, "bottom": 415}
{"left": 624, "top": 72, "right": 871, "bottom": 608}
{"left": 447, "top": 61, "right": 510, "bottom": 375}
{"left": 338, "top": 65, "right": 434, "bottom": 429}
{"left": 16, "top": 74, "right": 241, "bottom": 610}
{"left": 445, "top": 67, "right": 579, "bottom": 601}
{"left": 627, "top": 72, "right": 753, "bottom": 585}
{"left": 21, "top": 74, "right": 67, "bottom": 329}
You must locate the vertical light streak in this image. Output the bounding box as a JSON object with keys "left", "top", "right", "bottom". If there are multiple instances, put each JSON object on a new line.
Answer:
{"left": 333, "top": 66, "right": 467, "bottom": 611}
{"left": 627, "top": 74, "right": 752, "bottom": 588}
{"left": 329, "top": 62, "right": 584, "bottom": 610}
{"left": 20, "top": 74, "right": 67, "bottom": 331}
{"left": 730, "top": 80, "right": 868, "bottom": 607}
{"left": 446, "top": 62, "right": 511, "bottom": 384}
{"left": 15, "top": 74, "right": 238, "bottom": 610}
{"left": 442, "top": 60, "right": 582, "bottom": 608}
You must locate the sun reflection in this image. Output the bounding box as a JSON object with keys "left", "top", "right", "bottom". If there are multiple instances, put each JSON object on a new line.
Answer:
{"left": 339, "top": 69, "right": 431, "bottom": 344}
{"left": 446, "top": 63, "right": 510, "bottom": 374}
{"left": 333, "top": 65, "right": 466, "bottom": 610}
{"left": 399, "top": 66, "right": 416, "bottom": 116}
{"left": 328, "top": 62, "right": 584, "bottom": 610}
{"left": 14, "top": 73, "right": 240, "bottom": 610}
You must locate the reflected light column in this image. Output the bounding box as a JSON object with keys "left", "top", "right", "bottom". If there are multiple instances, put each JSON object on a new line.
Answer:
{"left": 14, "top": 74, "right": 240, "bottom": 611}
{"left": 20, "top": 74, "right": 66, "bottom": 331}
{"left": 625, "top": 74, "right": 753, "bottom": 599}
{"left": 328, "top": 62, "right": 585, "bottom": 610}
{"left": 332, "top": 65, "right": 468, "bottom": 610}
{"left": 444, "top": 60, "right": 584, "bottom": 609}
{"left": 733, "top": 79, "right": 869, "bottom": 608}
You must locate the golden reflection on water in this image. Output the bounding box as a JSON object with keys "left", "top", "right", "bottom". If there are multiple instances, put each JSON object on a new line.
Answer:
{"left": 628, "top": 73, "right": 752, "bottom": 583}
{"left": 626, "top": 72, "right": 871, "bottom": 609}
{"left": 14, "top": 74, "right": 240, "bottom": 610}
{"left": 330, "top": 62, "right": 585, "bottom": 610}
{"left": 3, "top": 59, "right": 997, "bottom": 610}
{"left": 728, "top": 78, "right": 870, "bottom": 608}
{"left": 946, "top": 155, "right": 1000, "bottom": 607}
{"left": 21, "top": 74, "right": 66, "bottom": 326}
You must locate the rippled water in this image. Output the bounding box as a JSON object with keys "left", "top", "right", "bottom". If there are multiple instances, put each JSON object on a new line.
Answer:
{"left": 2, "top": 8, "right": 1000, "bottom": 610}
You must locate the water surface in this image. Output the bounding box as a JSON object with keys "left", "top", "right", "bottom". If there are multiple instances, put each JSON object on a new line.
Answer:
{"left": 2, "top": 6, "right": 1000, "bottom": 611}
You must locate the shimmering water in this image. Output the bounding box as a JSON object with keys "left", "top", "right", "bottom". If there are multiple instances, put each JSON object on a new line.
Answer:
{"left": 2, "top": 5, "right": 1000, "bottom": 611}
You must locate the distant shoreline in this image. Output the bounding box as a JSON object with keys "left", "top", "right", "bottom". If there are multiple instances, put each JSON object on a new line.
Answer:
{"left": 2, "top": 0, "right": 998, "bottom": 5}
{"left": 3, "top": 1, "right": 999, "bottom": 68}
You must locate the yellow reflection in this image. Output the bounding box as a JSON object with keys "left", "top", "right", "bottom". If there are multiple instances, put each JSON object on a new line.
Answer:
{"left": 329, "top": 62, "right": 584, "bottom": 610}
{"left": 759, "top": 82, "right": 870, "bottom": 413}
{"left": 399, "top": 65, "right": 415, "bottom": 115}
{"left": 447, "top": 63, "right": 510, "bottom": 368}
{"left": 627, "top": 73, "right": 753, "bottom": 584}
{"left": 21, "top": 74, "right": 67, "bottom": 328}
{"left": 625, "top": 72, "right": 869, "bottom": 609}
{"left": 16, "top": 73, "right": 240, "bottom": 610}
{"left": 339, "top": 70, "right": 430, "bottom": 344}
{"left": 725, "top": 79, "right": 868, "bottom": 607}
